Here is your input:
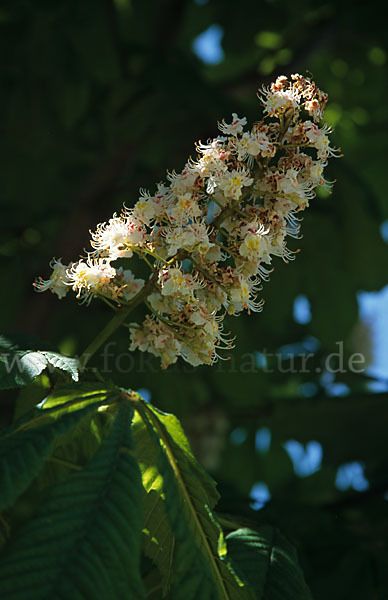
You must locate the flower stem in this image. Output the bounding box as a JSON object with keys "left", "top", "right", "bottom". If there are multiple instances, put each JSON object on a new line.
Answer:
{"left": 144, "top": 300, "right": 196, "bottom": 331}
{"left": 212, "top": 238, "right": 240, "bottom": 259}
{"left": 132, "top": 247, "right": 156, "bottom": 271}
{"left": 189, "top": 256, "right": 231, "bottom": 298}
{"left": 142, "top": 247, "right": 169, "bottom": 264}
{"left": 211, "top": 206, "right": 234, "bottom": 230}
{"left": 79, "top": 273, "right": 157, "bottom": 369}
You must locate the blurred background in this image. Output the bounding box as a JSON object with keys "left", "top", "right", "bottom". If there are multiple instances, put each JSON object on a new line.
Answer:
{"left": 1, "top": 0, "right": 388, "bottom": 596}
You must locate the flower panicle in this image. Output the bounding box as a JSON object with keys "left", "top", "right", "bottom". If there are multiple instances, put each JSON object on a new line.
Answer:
{"left": 35, "top": 73, "right": 340, "bottom": 369}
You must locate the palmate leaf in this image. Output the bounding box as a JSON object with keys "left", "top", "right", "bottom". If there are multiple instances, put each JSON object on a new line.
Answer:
{"left": 148, "top": 405, "right": 220, "bottom": 507}
{"left": 43, "top": 352, "right": 80, "bottom": 381}
{"left": 12, "top": 376, "right": 51, "bottom": 421}
{"left": 30, "top": 384, "right": 122, "bottom": 494}
{"left": 131, "top": 411, "right": 175, "bottom": 595}
{"left": 0, "top": 400, "right": 146, "bottom": 600}
{"left": 0, "top": 349, "right": 80, "bottom": 390}
{"left": 41, "top": 381, "right": 119, "bottom": 414}
{"left": 0, "top": 351, "right": 48, "bottom": 389}
{"left": 131, "top": 401, "right": 221, "bottom": 595}
{"left": 1, "top": 381, "right": 118, "bottom": 494}
{"left": 226, "top": 527, "right": 313, "bottom": 600}
{"left": 133, "top": 397, "right": 254, "bottom": 600}
{"left": 12, "top": 380, "right": 115, "bottom": 426}
{"left": 0, "top": 401, "right": 101, "bottom": 513}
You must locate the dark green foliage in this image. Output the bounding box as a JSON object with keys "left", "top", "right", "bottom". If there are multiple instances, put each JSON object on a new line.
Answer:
{"left": 0, "top": 378, "right": 311, "bottom": 599}
{"left": 226, "top": 527, "right": 313, "bottom": 599}
{"left": 0, "top": 400, "right": 146, "bottom": 600}
{"left": 0, "top": 401, "right": 100, "bottom": 512}
{"left": 133, "top": 400, "right": 253, "bottom": 600}
{"left": 0, "top": 335, "right": 80, "bottom": 389}
{"left": 0, "top": 349, "right": 79, "bottom": 389}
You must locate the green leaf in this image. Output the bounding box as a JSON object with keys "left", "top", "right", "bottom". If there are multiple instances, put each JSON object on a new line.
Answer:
{"left": 131, "top": 411, "right": 175, "bottom": 596}
{"left": 0, "top": 351, "right": 47, "bottom": 389}
{"left": 0, "top": 401, "right": 102, "bottom": 513}
{"left": 13, "top": 376, "right": 51, "bottom": 421}
{"left": 148, "top": 405, "right": 220, "bottom": 507}
{"left": 134, "top": 399, "right": 253, "bottom": 600}
{"left": 0, "top": 400, "right": 146, "bottom": 600}
{"left": 0, "top": 349, "right": 80, "bottom": 390}
{"left": 41, "top": 382, "right": 116, "bottom": 413}
{"left": 34, "top": 384, "right": 120, "bottom": 490}
{"left": 226, "top": 527, "right": 313, "bottom": 600}
{"left": 42, "top": 352, "right": 80, "bottom": 382}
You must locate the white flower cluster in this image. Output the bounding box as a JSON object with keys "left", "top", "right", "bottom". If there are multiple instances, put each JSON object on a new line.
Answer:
{"left": 35, "top": 74, "right": 340, "bottom": 369}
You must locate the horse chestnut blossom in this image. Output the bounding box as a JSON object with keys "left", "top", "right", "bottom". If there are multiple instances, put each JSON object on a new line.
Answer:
{"left": 35, "top": 74, "right": 340, "bottom": 369}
